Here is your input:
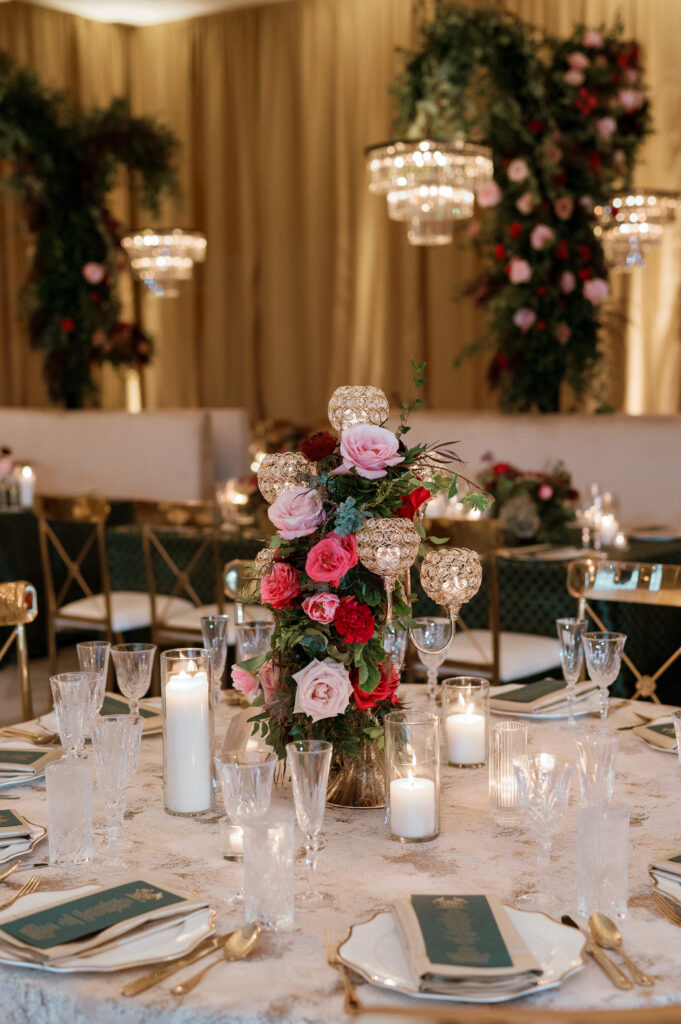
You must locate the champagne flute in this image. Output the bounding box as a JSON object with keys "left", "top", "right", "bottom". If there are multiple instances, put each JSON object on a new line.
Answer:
{"left": 77, "top": 640, "right": 111, "bottom": 719}
{"left": 110, "top": 643, "right": 156, "bottom": 716}
{"left": 555, "top": 618, "right": 587, "bottom": 727}
{"left": 582, "top": 632, "right": 627, "bottom": 720}
{"left": 286, "top": 740, "right": 335, "bottom": 908}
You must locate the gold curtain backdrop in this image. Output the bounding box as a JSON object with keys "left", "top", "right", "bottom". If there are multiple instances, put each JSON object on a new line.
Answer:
{"left": 0, "top": 0, "right": 679, "bottom": 421}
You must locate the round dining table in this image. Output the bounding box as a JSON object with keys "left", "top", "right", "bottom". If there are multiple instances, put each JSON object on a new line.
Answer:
{"left": 1, "top": 685, "right": 681, "bottom": 1024}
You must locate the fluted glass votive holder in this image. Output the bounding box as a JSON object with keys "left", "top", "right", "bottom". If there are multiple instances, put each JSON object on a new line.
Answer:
{"left": 160, "top": 648, "right": 215, "bottom": 817}
{"left": 443, "top": 677, "right": 489, "bottom": 767}
{"left": 489, "top": 721, "right": 528, "bottom": 825}
{"left": 385, "top": 710, "right": 440, "bottom": 843}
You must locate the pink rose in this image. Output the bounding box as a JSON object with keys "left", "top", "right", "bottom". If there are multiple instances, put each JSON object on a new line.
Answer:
{"left": 260, "top": 561, "right": 302, "bottom": 608}
{"left": 559, "top": 271, "right": 576, "bottom": 294}
{"left": 292, "top": 658, "right": 351, "bottom": 722}
{"left": 508, "top": 257, "right": 532, "bottom": 284}
{"left": 624, "top": 68, "right": 639, "bottom": 84}
{"left": 554, "top": 197, "right": 574, "bottom": 221}
{"left": 564, "top": 68, "right": 585, "bottom": 87}
{"left": 91, "top": 328, "right": 107, "bottom": 349}
{"left": 476, "top": 181, "right": 502, "bottom": 208}
{"left": 513, "top": 308, "right": 537, "bottom": 333}
{"left": 258, "top": 660, "right": 281, "bottom": 702}
{"left": 267, "top": 485, "right": 326, "bottom": 540}
{"left": 305, "top": 534, "right": 358, "bottom": 588}
{"left": 231, "top": 664, "right": 259, "bottom": 694}
{"left": 82, "top": 261, "right": 105, "bottom": 285}
{"left": 507, "top": 159, "right": 529, "bottom": 184}
{"left": 596, "top": 116, "right": 617, "bottom": 140}
{"left": 516, "top": 191, "right": 534, "bottom": 215}
{"left": 555, "top": 323, "right": 571, "bottom": 345}
{"left": 618, "top": 89, "right": 644, "bottom": 112}
{"left": 583, "top": 29, "right": 603, "bottom": 48}
{"left": 546, "top": 142, "right": 563, "bottom": 164}
{"left": 579, "top": 195, "right": 595, "bottom": 212}
{"left": 583, "top": 278, "right": 609, "bottom": 306}
{"left": 302, "top": 592, "right": 340, "bottom": 623}
{"left": 538, "top": 483, "right": 554, "bottom": 500}
{"left": 530, "top": 224, "right": 555, "bottom": 251}
{"left": 567, "top": 52, "right": 589, "bottom": 70}
{"left": 337, "top": 424, "right": 403, "bottom": 480}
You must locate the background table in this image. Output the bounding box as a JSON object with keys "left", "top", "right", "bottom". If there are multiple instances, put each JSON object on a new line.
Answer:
{"left": 2, "top": 687, "right": 681, "bottom": 1023}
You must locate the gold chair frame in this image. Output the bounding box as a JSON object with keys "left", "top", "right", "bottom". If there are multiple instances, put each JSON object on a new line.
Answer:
{"left": 567, "top": 558, "right": 681, "bottom": 702}
{"left": 0, "top": 580, "right": 38, "bottom": 720}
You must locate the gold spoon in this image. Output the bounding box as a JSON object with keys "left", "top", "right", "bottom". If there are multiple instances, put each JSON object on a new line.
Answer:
{"left": 171, "top": 924, "right": 260, "bottom": 995}
{"left": 588, "top": 912, "right": 653, "bottom": 986}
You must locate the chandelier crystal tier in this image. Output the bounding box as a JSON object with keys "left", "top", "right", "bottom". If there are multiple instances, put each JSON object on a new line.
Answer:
{"left": 121, "top": 228, "right": 207, "bottom": 297}
{"left": 594, "top": 190, "right": 678, "bottom": 272}
{"left": 365, "top": 138, "right": 494, "bottom": 247}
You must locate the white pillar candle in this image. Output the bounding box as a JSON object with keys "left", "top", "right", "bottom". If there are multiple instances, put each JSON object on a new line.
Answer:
{"left": 389, "top": 772, "right": 435, "bottom": 839}
{"left": 446, "top": 707, "right": 486, "bottom": 765}
{"left": 165, "top": 666, "right": 212, "bottom": 814}
{"left": 598, "top": 513, "right": 619, "bottom": 545}
{"left": 18, "top": 466, "right": 35, "bottom": 507}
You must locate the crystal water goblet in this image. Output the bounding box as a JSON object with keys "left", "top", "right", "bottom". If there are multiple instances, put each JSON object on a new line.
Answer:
{"left": 410, "top": 617, "right": 452, "bottom": 704}
{"left": 234, "top": 621, "right": 275, "bottom": 663}
{"left": 91, "top": 714, "right": 143, "bottom": 866}
{"left": 513, "top": 753, "right": 575, "bottom": 906}
{"left": 555, "top": 618, "right": 587, "bottom": 726}
{"left": 582, "top": 632, "right": 627, "bottom": 720}
{"left": 110, "top": 642, "right": 157, "bottom": 716}
{"left": 50, "top": 672, "right": 99, "bottom": 758}
{"left": 77, "top": 640, "right": 111, "bottom": 718}
{"left": 575, "top": 731, "right": 619, "bottom": 805}
{"left": 286, "top": 739, "right": 335, "bottom": 909}
{"left": 201, "top": 614, "right": 230, "bottom": 698}
{"left": 383, "top": 626, "right": 408, "bottom": 677}
{"left": 215, "top": 750, "right": 277, "bottom": 904}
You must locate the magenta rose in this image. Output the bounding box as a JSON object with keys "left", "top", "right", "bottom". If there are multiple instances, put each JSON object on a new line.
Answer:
{"left": 231, "top": 664, "right": 258, "bottom": 694}
{"left": 476, "top": 181, "right": 502, "bottom": 208}
{"left": 292, "top": 658, "right": 351, "bottom": 722}
{"left": 530, "top": 224, "right": 555, "bottom": 251}
{"left": 267, "top": 485, "right": 326, "bottom": 540}
{"left": 515, "top": 191, "right": 534, "bottom": 216}
{"left": 583, "top": 278, "right": 609, "bottom": 306}
{"left": 508, "top": 257, "right": 531, "bottom": 285}
{"left": 337, "top": 424, "right": 403, "bottom": 480}
{"left": 258, "top": 660, "right": 281, "bottom": 702}
{"left": 305, "top": 534, "right": 358, "bottom": 587}
{"left": 260, "top": 561, "right": 302, "bottom": 608}
{"left": 302, "top": 592, "right": 340, "bottom": 624}
{"left": 513, "top": 308, "right": 537, "bottom": 333}
{"left": 507, "top": 158, "right": 529, "bottom": 183}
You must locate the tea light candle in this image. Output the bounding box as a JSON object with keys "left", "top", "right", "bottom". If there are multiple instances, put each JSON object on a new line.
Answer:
{"left": 446, "top": 705, "right": 486, "bottom": 765}
{"left": 598, "top": 513, "right": 619, "bottom": 546}
{"left": 18, "top": 465, "right": 35, "bottom": 507}
{"left": 389, "top": 770, "right": 436, "bottom": 839}
{"left": 165, "top": 662, "right": 212, "bottom": 814}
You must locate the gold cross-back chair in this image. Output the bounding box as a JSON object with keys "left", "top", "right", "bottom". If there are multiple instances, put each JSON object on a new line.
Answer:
{"left": 567, "top": 558, "right": 681, "bottom": 702}
{"left": 35, "top": 494, "right": 152, "bottom": 673}
{"left": 0, "top": 580, "right": 38, "bottom": 720}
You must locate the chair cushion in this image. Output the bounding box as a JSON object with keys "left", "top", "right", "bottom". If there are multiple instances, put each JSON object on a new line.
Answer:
{"left": 56, "top": 591, "right": 153, "bottom": 632}
{"left": 440, "top": 629, "right": 561, "bottom": 683}
{"left": 165, "top": 602, "right": 273, "bottom": 644}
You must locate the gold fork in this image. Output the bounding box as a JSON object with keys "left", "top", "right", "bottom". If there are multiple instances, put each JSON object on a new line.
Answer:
{"left": 653, "top": 892, "right": 681, "bottom": 926}
{"left": 0, "top": 875, "right": 40, "bottom": 912}
{"left": 1, "top": 727, "right": 59, "bottom": 746}
{"left": 324, "top": 929, "right": 362, "bottom": 1015}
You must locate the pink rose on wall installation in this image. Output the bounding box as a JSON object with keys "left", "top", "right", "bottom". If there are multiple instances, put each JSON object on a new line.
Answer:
{"left": 515, "top": 192, "right": 534, "bottom": 215}
{"left": 596, "top": 116, "right": 617, "bottom": 140}
{"left": 82, "top": 261, "right": 106, "bottom": 285}
{"left": 476, "top": 181, "right": 502, "bottom": 208}
{"left": 564, "top": 68, "right": 585, "bottom": 87}
{"left": 530, "top": 224, "right": 555, "bottom": 250}
{"left": 554, "top": 197, "right": 574, "bottom": 221}
{"left": 555, "top": 323, "right": 571, "bottom": 344}
{"left": 260, "top": 562, "right": 302, "bottom": 608}
{"left": 618, "top": 89, "right": 644, "bottom": 112}
{"left": 567, "top": 52, "right": 589, "bottom": 70}
{"left": 305, "top": 534, "right": 358, "bottom": 588}
{"left": 292, "top": 658, "right": 352, "bottom": 722}
{"left": 508, "top": 257, "right": 532, "bottom": 284}
{"left": 337, "top": 424, "right": 403, "bottom": 479}
{"left": 513, "top": 308, "right": 537, "bottom": 333}
{"left": 583, "top": 278, "right": 610, "bottom": 305}
{"left": 583, "top": 29, "right": 603, "bottom": 48}
{"left": 507, "top": 158, "right": 529, "bottom": 183}
{"left": 302, "top": 592, "right": 340, "bottom": 623}
{"left": 267, "top": 485, "right": 326, "bottom": 539}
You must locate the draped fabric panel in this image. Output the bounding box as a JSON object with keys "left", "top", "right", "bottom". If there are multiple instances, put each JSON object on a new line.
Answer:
{"left": 0, "top": 0, "right": 679, "bottom": 419}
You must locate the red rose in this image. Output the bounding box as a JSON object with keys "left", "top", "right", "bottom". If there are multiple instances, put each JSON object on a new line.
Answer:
{"left": 300, "top": 431, "right": 336, "bottom": 461}
{"left": 536, "top": 285, "right": 547, "bottom": 296}
{"left": 578, "top": 267, "right": 592, "bottom": 280}
{"left": 351, "top": 663, "right": 399, "bottom": 709}
{"left": 617, "top": 54, "right": 628, "bottom": 68}
{"left": 536, "top": 321, "right": 546, "bottom": 331}
{"left": 91, "top": 292, "right": 101, "bottom": 304}
{"left": 260, "top": 561, "right": 301, "bottom": 608}
{"left": 526, "top": 120, "right": 543, "bottom": 133}
{"left": 509, "top": 222, "right": 523, "bottom": 238}
{"left": 495, "top": 244, "right": 506, "bottom": 260}
{"left": 334, "top": 596, "right": 375, "bottom": 645}
{"left": 492, "top": 462, "right": 510, "bottom": 476}
{"left": 395, "top": 486, "right": 431, "bottom": 520}
{"left": 60, "top": 318, "right": 75, "bottom": 332}
{"left": 578, "top": 245, "right": 593, "bottom": 261}
{"left": 556, "top": 240, "right": 570, "bottom": 260}
{"left": 497, "top": 353, "right": 509, "bottom": 370}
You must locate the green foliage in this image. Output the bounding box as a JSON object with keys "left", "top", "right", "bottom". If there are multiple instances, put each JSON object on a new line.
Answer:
{"left": 478, "top": 459, "right": 579, "bottom": 544}
{"left": 0, "top": 54, "right": 178, "bottom": 406}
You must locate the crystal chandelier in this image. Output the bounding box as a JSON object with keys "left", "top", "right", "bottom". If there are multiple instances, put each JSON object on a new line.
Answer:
{"left": 594, "top": 190, "right": 677, "bottom": 272}
{"left": 365, "top": 138, "right": 494, "bottom": 247}
{"left": 121, "top": 228, "right": 207, "bottom": 297}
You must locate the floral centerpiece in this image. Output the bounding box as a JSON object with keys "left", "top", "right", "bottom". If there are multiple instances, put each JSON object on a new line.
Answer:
{"left": 479, "top": 459, "right": 578, "bottom": 545}
{"left": 230, "top": 370, "right": 488, "bottom": 806}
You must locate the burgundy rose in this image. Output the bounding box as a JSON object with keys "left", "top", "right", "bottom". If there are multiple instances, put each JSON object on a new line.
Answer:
{"left": 300, "top": 431, "right": 337, "bottom": 461}
{"left": 334, "top": 596, "right": 375, "bottom": 645}
{"left": 351, "top": 663, "right": 400, "bottom": 709}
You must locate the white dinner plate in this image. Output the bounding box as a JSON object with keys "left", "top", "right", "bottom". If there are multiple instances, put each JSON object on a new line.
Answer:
{"left": 0, "top": 887, "right": 215, "bottom": 973}
{"left": 489, "top": 700, "right": 598, "bottom": 721}
{"left": 635, "top": 717, "right": 677, "bottom": 754}
{"left": 651, "top": 874, "right": 681, "bottom": 907}
{"left": 338, "top": 907, "right": 585, "bottom": 1004}
{"left": 0, "top": 821, "right": 47, "bottom": 864}
{"left": 627, "top": 525, "right": 681, "bottom": 542}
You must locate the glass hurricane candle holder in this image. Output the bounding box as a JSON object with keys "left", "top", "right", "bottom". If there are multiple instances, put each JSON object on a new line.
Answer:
{"left": 356, "top": 518, "right": 420, "bottom": 622}
{"left": 385, "top": 710, "right": 440, "bottom": 843}
{"left": 443, "top": 677, "right": 489, "bottom": 767}
{"left": 489, "top": 721, "right": 528, "bottom": 826}
{"left": 161, "top": 648, "right": 215, "bottom": 817}
{"left": 256, "top": 452, "right": 313, "bottom": 504}
{"left": 327, "top": 385, "right": 389, "bottom": 431}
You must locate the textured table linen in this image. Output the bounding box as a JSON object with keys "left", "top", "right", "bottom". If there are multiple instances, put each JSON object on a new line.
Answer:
{"left": 0, "top": 687, "right": 680, "bottom": 1023}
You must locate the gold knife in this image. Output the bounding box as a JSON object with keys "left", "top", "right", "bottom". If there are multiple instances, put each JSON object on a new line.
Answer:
{"left": 120, "top": 931, "right": 233, "bottom": 996}
{"left": 561, "top": 915, "right": 633, "bottom": 989}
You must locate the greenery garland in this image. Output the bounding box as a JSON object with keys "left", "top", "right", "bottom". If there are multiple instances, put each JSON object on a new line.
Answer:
{"left": 392, "top": 5, "right": 651, "bottom": 412}
{"left": 0, "top": 54, "right": 178, "bottom": 407}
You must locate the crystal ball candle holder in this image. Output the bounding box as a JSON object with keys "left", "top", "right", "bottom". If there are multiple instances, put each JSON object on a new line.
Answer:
{"left": 356, "top": 518, "right": 420, "bottom": 623}
{"left": 257, "top": 453, "right": 313, "bottom": 504}
{"left": 420, "top": 546, "right": 482, "bottom": 610}
{"left": 327, "top": 385, "right": 390, "bottom": 431}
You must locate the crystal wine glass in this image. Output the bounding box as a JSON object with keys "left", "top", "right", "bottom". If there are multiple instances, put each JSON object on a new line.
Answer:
{"left": 215, "top": 750, "right": 276, "bottom": 904}
{"left": 201, "top": 614, "right": 230, "bottom": 699}
{"left": 575, "top": 731, "right": 619, "bottom": 805}
{"left": 582, "top": 632, "right": 627, "bottom": 720}
{"left": 383, "top": 626, "right": 408, "bottom": 677}
{"left": 50, "top": 672, "right": 99, "bottom": 758}
{"left": 235, "top": 621, "right": 275, "bottom": 663}
{"left": 91, "top": 714, "right": 143, "bottom": 866}
{"left": 110, "top": 642, "right": 156, "bottom": 716}
{"left": 410, "top": 617, "right": 452, "bottom": 704}
{"left": 513, "top": 753, "right": 574, "bottom": 907}
{"left": 555, "top": 618, "right": 587, "bottom": 727}
{"left": 286, "top": 739, "right": 335, "bottom": 909}
{"left": 77, "top": 640, "right": 111, "bottom": 718}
